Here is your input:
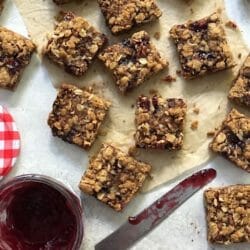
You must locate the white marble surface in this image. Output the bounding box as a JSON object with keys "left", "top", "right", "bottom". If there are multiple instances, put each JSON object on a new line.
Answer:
{"left": 0, "top": 0, "right": 249, "bottom": 249}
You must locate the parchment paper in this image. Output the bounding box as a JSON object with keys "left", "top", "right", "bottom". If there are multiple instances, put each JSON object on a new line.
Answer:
{"left": 13, "top": 0, "right": 249, "bottom": 191}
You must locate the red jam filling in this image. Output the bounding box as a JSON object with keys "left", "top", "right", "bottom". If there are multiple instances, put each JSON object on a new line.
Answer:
{"left": 0, "top": 181, "right": 81, "bottom": 250}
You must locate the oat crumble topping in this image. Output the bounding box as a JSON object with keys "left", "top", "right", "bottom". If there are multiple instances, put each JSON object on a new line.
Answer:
{"left": 210, "top": 109, "right": 250, "bottom": 172}
{"left": 228, "top": 54, "right": 250, "bottom": 107}
{"left": 204, "top": 185, "right": 250, "bottom": 244}
{"left": 169, "top": 13, "right": 234, "bottom": 79}
{"left": 48, "top": 84, "right": 111, "bottom": 150}
{"left": 79, "top": 144, "right": 151, "bottom": 211}
{"left": 0, "top": 27, "right": 36, "bottom": 90}
{"left": 98, "top": 0, "right": 162, "bottom": 34}
{"left": 135, "top": 95, "right": 187, "bottom": 150}
{"left": 44, "top": 12, "right": 107, "bottom": 76}
{"left": 98, "top": 31, "right": 167, "bottom": 93}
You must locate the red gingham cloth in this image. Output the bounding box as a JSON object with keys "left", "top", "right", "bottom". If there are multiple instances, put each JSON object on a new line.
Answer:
{"left": 0, "top": 106, "right": 20, "bottom": 178}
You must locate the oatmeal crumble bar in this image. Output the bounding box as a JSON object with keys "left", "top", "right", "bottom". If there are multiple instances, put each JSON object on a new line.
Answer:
{"left": 99, "top": 31, "right": 167, "bottom": 93}
{"left": 169, "top": 13, "right": 234, "bottom": 79}
{"left": 48, "top": 84, "right": 110, "bottom": 150}
{"left": 0, "top": 27, "right": 35, "bottom": 90}
{"left": 135, "top": 95, "right": 187, "bottom": 150}
{"left": 210, "top": 109, "right": 250, "bottom": 172}
{"left": 204, "top": 185, "right": 250, "bottom": 244}
{"left": 79, "top": 144, "right": 151, "bottom": 211}
{"left": 44, "top": 12, "right": 107, "bottom": 76}
{"left": 98, "top": 0, "right": 162, "bottom": 34}
{"left": 228, "top": 54, "right": 250, "bottom": 107}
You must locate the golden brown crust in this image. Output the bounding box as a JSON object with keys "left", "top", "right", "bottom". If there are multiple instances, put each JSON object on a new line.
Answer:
{"left": 228, "top": 54, "right": 250, "bottom": 107}
{"left": 48, "top": 84, "right": 111, "bottom": 150}
{"left": 0, "top": 27, "right": 36, "bottom": 90}
{"left": 98, "top": 31, "right": 168, "bottom": 93}
{"left": 135, "top": 95, "right": 187, "bottom": 150}
{"left": 79, "top": 144, "right": 151, "bottom": 211}
{"left": 204, "top": 185, "right": 250, "bottom": 244}
{"left": 98, "top": 0, "right": 162, "bottom": 34}
{"left": 169, "top": 13, "right": 234, "bottom": 79}
{"left": 210, "top": 109, "right": 250, "bottom": 172}
{"left": 44, "top": 12, "right": 107, "bottom": 76}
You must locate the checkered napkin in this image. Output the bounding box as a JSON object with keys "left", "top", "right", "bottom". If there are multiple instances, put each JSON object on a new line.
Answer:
{"left": 0, "top": 106, "right": 20, "bottom": 178}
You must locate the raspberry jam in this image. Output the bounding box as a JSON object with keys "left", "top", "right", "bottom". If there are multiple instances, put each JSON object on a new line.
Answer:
{"left": 0, "top": 175, "right": 83, "bottom": 250}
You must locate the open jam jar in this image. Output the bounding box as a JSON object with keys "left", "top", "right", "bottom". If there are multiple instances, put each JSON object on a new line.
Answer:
{"left": 0, "top": 175, "right": 83, "bottom": 250}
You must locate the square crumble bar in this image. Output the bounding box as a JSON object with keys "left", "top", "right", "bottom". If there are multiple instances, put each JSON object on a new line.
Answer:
{"left": 204, "top": 185, "right": 250, "bottom": 244}
{"left": 169, "top": 13, "right": 234, "bottom": 79}
{"left": 44, "top": 12, "right": 107, "bottom": 77}
{"left": 0, "top": 27, "right": 36, "bottom": 90}
{"left": 210, "top": 109, "right": 250, "bottom": 172}
{"left": 228, "top": 54, "right": 250, "bottom": 107}
{"left": 135, "top": 95, "right": 187, "bottom": 150}
{"left": 99, "top": 31, "right": 168, "bottom": 93}
{"left": 98, "top": 0, "right": 162, "bottom": 34}
{"left": 79, "top": 144, "right": 152, "bottom": 211}
{"left": 48, "top": 84, "right": 111, "bottom": 150}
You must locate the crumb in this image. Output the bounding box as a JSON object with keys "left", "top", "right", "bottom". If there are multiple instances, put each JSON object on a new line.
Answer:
{"left": 53, "top": 0, "right": 71, "bottom": 4}
{"left": 207, "top": 131, "right": 215, "bottom": 137}
{"left": 99, "top": 129, "right": 108, "bottom": 136}
{"left": 225, "top": 20, "right": 238, "bottom": 29}
{"left": 191, "top": 120, "right": 199, "bottom": 130}
{"left": 184, "top": 0, "right": 193, "bottom": 5}
{"left": 154, "top": 31, "right": 161, "bottom": 40}
{"left": 149, "top": 89, "right": 158, "bottom": 95}
{"left": 128, "top": 146, "right": 139, "bottom": 157}
{"left": 176, "top": 70, "right": 182, "bottom": 76}
{"left": 238, "top": 53, "right": 242, "bottom": 59}
{"left": 193, "top": 107, "right": 200, "bottom": 114}
{"left": 162, "top": 75, "right": 176, "bottom": 83}
{"left": 131, "top": 104, "right": 135, "bottom": 108}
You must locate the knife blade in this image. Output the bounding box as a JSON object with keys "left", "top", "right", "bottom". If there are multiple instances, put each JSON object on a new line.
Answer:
{"left": 95, "top": 168, "right": 216, "bottom": 250}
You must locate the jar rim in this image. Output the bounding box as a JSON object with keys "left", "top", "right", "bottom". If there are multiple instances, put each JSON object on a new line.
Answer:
{"left": 0, "top": 174, "right": 84, "bottom": 250}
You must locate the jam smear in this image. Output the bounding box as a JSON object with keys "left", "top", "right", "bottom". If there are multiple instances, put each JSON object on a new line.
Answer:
{"left": 128, "top": 169, "right": 216, "bottom": 226}
{"left": 0, "top": 181, "right": 80, "bottom": 250}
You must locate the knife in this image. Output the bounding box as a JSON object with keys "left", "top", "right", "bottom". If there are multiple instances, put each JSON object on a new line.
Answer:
{"left": 95, "top": 168, "right": 216, "bottom": 250}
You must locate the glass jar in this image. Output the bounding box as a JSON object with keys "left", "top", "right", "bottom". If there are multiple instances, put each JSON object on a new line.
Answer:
{"left": 0, "top": 174, "right": 84, "bottom": 250}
